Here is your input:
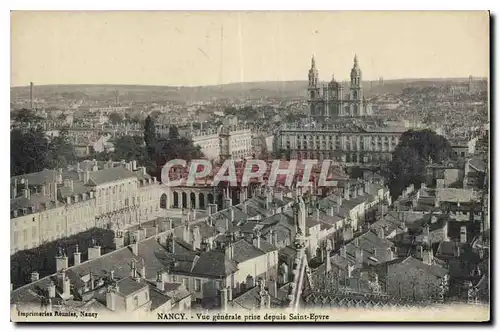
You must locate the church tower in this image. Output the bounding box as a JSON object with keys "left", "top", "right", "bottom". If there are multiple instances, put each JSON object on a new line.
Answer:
{"left": 349, "top": 55, "right": 363, "bottom": 116}
{"left": 307, "top": 55, "right": 322, "bottom": 118}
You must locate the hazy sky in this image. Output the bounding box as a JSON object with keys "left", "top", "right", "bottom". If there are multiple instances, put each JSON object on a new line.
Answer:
{"left": 11, "top": 11, "right": 489, "bottom": 87}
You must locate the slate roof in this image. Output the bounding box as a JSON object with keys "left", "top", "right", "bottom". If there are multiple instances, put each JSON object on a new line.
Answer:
{"left": 11, "top": 193, "right": 56, "bottom": 212}
{"left": 12, "top": 169, "right": 60, "bottom": 186}
{"left": 88, "top": 167, "right": 137, "bottom": 186}
{"left": 58, "top": 181, "right": 92, "bottom": 198}
{"left": 116, "top": 276, "right": 149, "bottom": 296}
{"left": 229, "top": 286, "right": 283, "bottom": 310}
{"left": 436, "top": 188, "right": 478, "bottom": 203}
{"left": 469, "top": 157, "right": 487, "bottom": 173}
{"left": 394, "top": 256, "right": 448, "bottom": 279}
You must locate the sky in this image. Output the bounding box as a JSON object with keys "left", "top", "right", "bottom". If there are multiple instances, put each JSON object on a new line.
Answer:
{"left": 11, "top": 11, "right": 489, "bottom": 87}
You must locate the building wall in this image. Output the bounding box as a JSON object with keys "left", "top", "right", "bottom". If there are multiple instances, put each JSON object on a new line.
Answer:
{"left": 11, "top": 175, "right": 163, "bottom": 253}
{"left": 233, "top": 251, "right": 279, "bottom": 289}
{"left": 278, "top": 129, "right": 401, "bottom": 164}
{"left": 124, "top": 288, "right": 151, "bottom": 312}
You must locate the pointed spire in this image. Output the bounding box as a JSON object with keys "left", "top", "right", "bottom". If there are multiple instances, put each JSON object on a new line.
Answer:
{"left": 331, "top": 74, "right": 335, "bottom": 82}
{"left": 354, "top": 54, "right": 358, "bottom": 66}
{"left": 311, "top": 55, "right": 316, "bottom": 69}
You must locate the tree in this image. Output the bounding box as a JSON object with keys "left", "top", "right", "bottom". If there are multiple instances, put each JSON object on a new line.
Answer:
{"left": 168, "top": 125, "right": 179, "bottom": 140}
{"left": 12, "top": 108, "right": 43, "bottom": 124}
{"left": 144, "top": 115, "right": 156, "bottom": 159}
{"left": 46, "top": 129, "right": 76, "bottom": 169}
{"left": 384, "top": 129, "right": 454, "bottom": 199}
{"left": 112, "top": 135, "right": 147, "bottom": 164}
{"left": 11, "top": 127, "right": 51, "bottom": 176}
{"left": 108, "top": 112, "right": 123, "bottom": 125}
{"left": 11, "top": 112, "right": 76, "bottom": 176}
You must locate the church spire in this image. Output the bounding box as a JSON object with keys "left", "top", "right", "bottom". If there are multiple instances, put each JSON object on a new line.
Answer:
{"left": 354, "top": 54, "right": 358, "bottom": 67}
{"left": 308, "top": 55, "right": 319, "bottom": 88}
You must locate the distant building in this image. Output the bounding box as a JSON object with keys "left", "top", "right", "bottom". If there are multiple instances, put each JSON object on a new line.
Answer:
{"left": 307, "top": 55, "right": 373, "bottom": 119}
{"left": 277, "top": 120, "right": 405, "bottom": 165}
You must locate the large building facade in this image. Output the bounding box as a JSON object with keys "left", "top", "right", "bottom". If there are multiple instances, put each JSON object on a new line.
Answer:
{"left": 308, "top": 55, "right": 373, "bottom": 118}
{"left": 277, "top": 121, "right": 405, "bottom": 164}
{"left": 188, "top": 127, "right": 253, "bottom": 161}
{"left": 10, "top": 160, "right": 165, "bottom": 254}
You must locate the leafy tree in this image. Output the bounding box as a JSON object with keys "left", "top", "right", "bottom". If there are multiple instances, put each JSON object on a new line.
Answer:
{"left": 112, "top": 135, "right": 147, "bottom": 164}
{"left": 46, "top": 128, "right": 77, "bottom": 169}
{"left": 12, "top": 108, "right": 43, "bottom": 124}
{"left": 144, "top": 115, "right": 156, "bottom": 159}
{"left": 11, "top": 127, "right": 51, "bottom": 176}
{"left": 384, "top": 129, "right": 454, "bottom": 199}
{"left": 11, "top": 112, "right": 76, "bottom": 176}
{"left": 168, "top": 125, "right": 179, "bottom": 140}
{"left": 108, "top": 112, "right": 123, "bottom": 125}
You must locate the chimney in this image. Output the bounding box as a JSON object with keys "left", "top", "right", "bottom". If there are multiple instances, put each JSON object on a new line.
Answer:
{"left": 340, "top": 245, "right": 346, "bottom": 258}
{"left": 326, "top": 248, "right": 332, "bottom": 273}
{"left": 129, "top": 240, "right": 139, "bottom": 256}
{"left": 424, "top": 225, "right": 430, "bottom": 238}
{"left": 229, "top": 207, "right": 234, "bottom": 222}
{"left": 328, "top": 206, "right": 334, "bottom": 216}
{"left": 220, "top": 287, "right": 229, "bottom": 311}
{"left": 30, "top": 82, "right": 34, "bottom": 110}
{"left": 268, "top": 279, "right": 278, "bottom": 298}
{"left": 416, "top": 245, "right": 423, "bottom": 259}
{"left": 246, "top": 275, "right": 254, "bottom": 289}
{"left": 254, "top": 234, "right": 261, "bottom": 249}
{"left": 55, "top": 250, "right": 69, "bottom": 271}
{"left": 106, "top": 286, "right": 118, "bottom": 311}
{"left": 224, "top": 242, "right": 234, "bottom": 260}
{"left": 422, "top": 247, "right": 433, "bottom": 265}
{"left": 62, "top": 274, "right": 71, "bottom": 299}
{"left": 23, "top": 188, "right": 30, "bottom": 199}
{"left": 31, "top": 271, "right": 39, "bottom": 283}
{"left": 355, "top": 247, "right": 363, "bottom": 268}
{"left": 47, "top": 281, "right": 56, "bottom": 298}
{"left": 88, "top": 243, "right": 102, "bottom": 260}
{"left": 74, "top": 245, "right": 81, "bottom": 265}
{"left": 316, "top": 208, "right": 321, "bottom": 221}
{"left": 114, "top": 231, "right": 125, "bottom": 250}
{"left": 223, "top": 197, "right": 232, "bottom": 210}
{"left": 130, "top": 260, "right": 138, "bottom": 279}
{"left": 83, "top": 171, "right": 90, "bottom": 184}
{"left": 156, "top": 272, "right": 165, "bottom": 291}
{"left": 377, "top": 227, "right": 385, "bottom": 239}
{"left": 460, "top": 226, "right": 467, "bottom": 243}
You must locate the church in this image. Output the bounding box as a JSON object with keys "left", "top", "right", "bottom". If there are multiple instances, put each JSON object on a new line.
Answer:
{"left": 308, "top": 55, "right": 373, "bottom": 118}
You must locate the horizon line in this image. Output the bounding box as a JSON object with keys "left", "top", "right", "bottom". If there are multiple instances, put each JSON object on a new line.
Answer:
{"left": 10, "top": 76, "right": 488, "bottom": 89}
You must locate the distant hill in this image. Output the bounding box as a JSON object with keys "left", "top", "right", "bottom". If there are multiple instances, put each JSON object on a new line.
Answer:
{"left": 11, "top": 78, "right": 487, "bottom": 104}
